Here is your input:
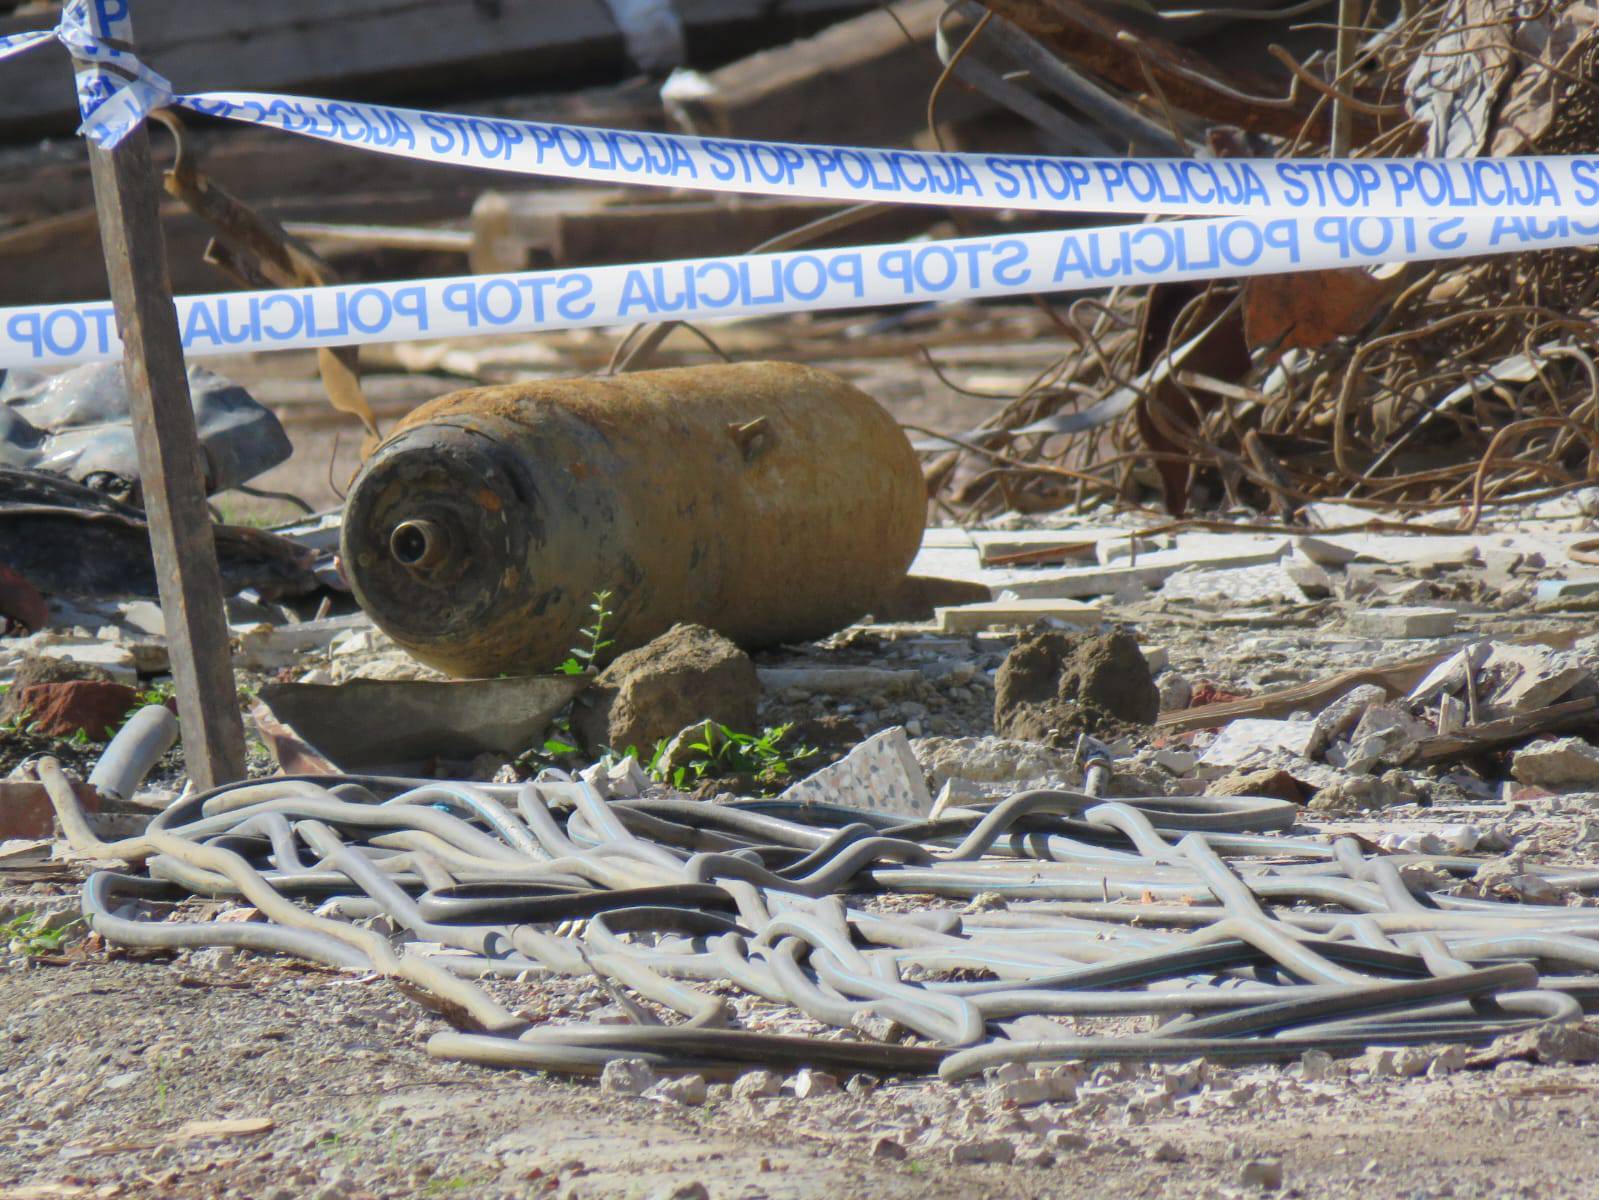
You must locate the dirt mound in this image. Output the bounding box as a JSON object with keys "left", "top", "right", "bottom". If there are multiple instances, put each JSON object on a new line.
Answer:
{"left": 573, "top": 622, "right": 759, "bottom": 755}
{"left": 992, "top": 627, "right": 1158, "bottom": 746}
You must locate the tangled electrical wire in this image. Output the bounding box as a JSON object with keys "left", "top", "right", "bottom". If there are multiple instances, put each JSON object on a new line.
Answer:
{"left": 34, "top": 707, "right": 1599, "bottom": 1082}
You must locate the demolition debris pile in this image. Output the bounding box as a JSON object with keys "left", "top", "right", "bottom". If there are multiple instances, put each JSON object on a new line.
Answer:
{"left": 921, "top": 1, "right": 1599, "bottom": 522}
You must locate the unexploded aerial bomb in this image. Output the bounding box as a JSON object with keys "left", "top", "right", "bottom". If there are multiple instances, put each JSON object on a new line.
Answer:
{"left": 340, "top": 361, "right": 926, "bottom": 677}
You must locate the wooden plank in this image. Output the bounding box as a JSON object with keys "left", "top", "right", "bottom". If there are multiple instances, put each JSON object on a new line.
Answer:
{"left": 1410, "top": 697, "right": 1599, "bottom": 766}
{"left": 73, "top": 18, "right": 247, "bottom": 790}
{"left": 670, "top": 0, "right": 991, "bottom": 145}
{"left": 0, "top": 0, "right": 870, "bottom": 138}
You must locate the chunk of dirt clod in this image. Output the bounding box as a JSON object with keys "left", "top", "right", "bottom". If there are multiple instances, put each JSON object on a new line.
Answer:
{"left": 993, "top": 627, "right": 1158, "bottom": 746}
{"left": 573, "top": 623, "right": 759, "bottom": 755}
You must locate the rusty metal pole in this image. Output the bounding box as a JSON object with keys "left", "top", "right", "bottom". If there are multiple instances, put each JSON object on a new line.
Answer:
{"left": 72, "top": 6, "right": 246, "bottom": 789}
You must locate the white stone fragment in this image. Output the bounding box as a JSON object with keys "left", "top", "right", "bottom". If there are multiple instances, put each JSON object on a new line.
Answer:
{"left": 1512, "top": 737, "right": 1599, "bottom": 788}
{"left": 1198, "top": 719, "right": 1319, "bottom": 767}
{"left": 1348, "top": 606, "right": 1457, "bottom": 639}
{"left": 600, "top": 1057, "right": 660, "bottom": 1096}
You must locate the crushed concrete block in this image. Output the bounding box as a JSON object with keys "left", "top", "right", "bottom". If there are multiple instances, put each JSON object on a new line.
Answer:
{"left": 935, "top": 597, "right": 1100, "bottom": 634}
{"left": 779, "top": 726, "right": 933, "bottom": 817}
{"left": 992, "top": 1078, "right": 1050, "bottom": 1106}
{"left": 1348, "top": 606, "right": 1457, "bottom": 639}
{"left": 1342, "top": 706, "right": 1427, "bottom": 772}
{"left": 234, "top": 613, "right": 371, "bottom": 671}
{"left": 1283, "top": 555, "right": 1334, "bottom": 598}
{"left": 116, "top": 600, "right": 166, "bottom": 636}
{"left": 730, "top": 1070, "right": 782, "bottom": 1101}
{"left": 1512, "top": 737, "right": 1599, "bottom": 788}
{"left": 1314, "top": 684, "right": 1388, "bottom": 742}
{"left": 1157, "top": 672, "right": 1192, "bottom": 713}
{"left": 1295, "top": 535, "right": 1360, "bottom": 567}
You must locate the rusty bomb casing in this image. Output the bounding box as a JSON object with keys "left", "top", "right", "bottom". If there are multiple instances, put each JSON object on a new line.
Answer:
{"left": 340, "top": 362, "right": 926, "bottom": 677}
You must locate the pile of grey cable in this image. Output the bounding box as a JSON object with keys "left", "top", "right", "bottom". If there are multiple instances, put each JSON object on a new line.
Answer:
{"left": 38, "top": 707, "right": 1599, "bottom": 1082}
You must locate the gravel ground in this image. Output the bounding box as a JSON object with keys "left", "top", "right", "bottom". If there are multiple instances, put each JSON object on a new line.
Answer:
{"left": 6, "top": 944, "right": 1599, "bottom": 1200}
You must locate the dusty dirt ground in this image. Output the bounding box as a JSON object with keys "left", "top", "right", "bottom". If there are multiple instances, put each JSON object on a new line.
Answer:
{"left": 4, "top": 916, "right": 1599, "bottom": 1200}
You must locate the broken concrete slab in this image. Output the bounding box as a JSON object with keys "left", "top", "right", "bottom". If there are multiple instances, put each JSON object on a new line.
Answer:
{"left": 1158, "top": 562, "right": 1310, "bottom": 608}
{"left": 1483, "top": 644, "right": 1590, "bottom": 712}
{"left": 934, "top": 597, "right": 1100, "bottom": 634}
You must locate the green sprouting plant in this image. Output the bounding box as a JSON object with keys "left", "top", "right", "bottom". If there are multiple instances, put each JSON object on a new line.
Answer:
{"left": 105, "top": 680, "right": 178, "bottom": 740}
{"left": 421, "top": 1175, "right": 483, "bottom": 1196}
{"left": 646, "top": 722, "right": 817, "bottom": 790}
{"left": 2, "top": 911, "right": 81, "bottom": 956}
{"left": 67, "top": 727, "right": 90, "bottom": 747}
{"left": 557, "top": 590, "right": 615, "bottom": 675}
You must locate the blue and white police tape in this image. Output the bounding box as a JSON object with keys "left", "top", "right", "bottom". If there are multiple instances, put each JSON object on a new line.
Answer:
{"left": 0, "top": 28, "right": 54, "bottom": 65}
{"left": 172, "top": 91, "right": 1599, "bottom": 221}
{"left": 3, "top": 212, "right": 1596, "bottom": 371}
{"left": 2, "top": 0, "right": 174, "bottom": 147}
{"left": 10, "top": 13, "right": 1599, "bottom": 216}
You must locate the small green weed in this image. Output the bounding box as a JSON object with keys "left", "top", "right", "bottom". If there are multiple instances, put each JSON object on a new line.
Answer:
{"left": 557, "top": 590, "right": 615, "bottom": 675}
{"left": 646, "top": 721, "right": 817, "bottom": 790}
{"left": 422, "top": 1174, "right": 483, "bottom": 1195}
{"left": 2, "top": 911, "right": 81, "bottom": 956}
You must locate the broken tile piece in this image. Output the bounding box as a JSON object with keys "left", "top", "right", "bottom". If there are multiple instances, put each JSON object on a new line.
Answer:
{"left": 779, "top": 726, "right": 934, "bottom": 817}
{"left": 1198, "top": 719, "right": 1319, "bottom": 767}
